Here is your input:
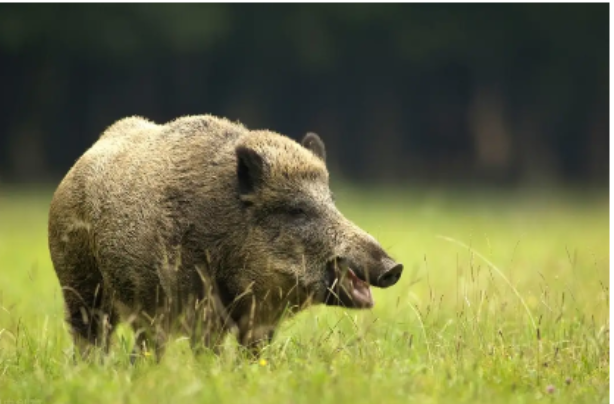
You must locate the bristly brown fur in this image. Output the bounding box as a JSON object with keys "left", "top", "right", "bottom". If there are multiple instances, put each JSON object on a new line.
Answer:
{"left": 48, "top": 114, "right": 402, "bottom": 361}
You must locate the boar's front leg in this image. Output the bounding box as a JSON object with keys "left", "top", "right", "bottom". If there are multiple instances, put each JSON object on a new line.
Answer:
{"left": 237, "top": 320, "right": 276, "bottom": 358}
{"left": 189, "top": 292, "right": 237, "bottom": 356}
{"left": 235, "top": 304, "right": 277, "bottom": 357}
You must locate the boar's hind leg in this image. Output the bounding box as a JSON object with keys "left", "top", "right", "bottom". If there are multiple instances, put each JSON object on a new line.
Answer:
{"left": 65, "top": 280, "right": 118, "bottom": 360}
{"left": 52, "top": 238, "right": 118, "bottom": 360}
{"left": 130, "top": 315, "right": 169, "bottom": 364}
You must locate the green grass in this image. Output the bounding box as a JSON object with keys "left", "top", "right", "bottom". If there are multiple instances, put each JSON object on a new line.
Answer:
{"left": 0, "top": 186, "right": 608, "bottom": 403}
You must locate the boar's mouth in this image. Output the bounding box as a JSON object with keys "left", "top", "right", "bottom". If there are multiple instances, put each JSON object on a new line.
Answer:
{"left": 323, "top": 258, "right": 374, "bottom": 309}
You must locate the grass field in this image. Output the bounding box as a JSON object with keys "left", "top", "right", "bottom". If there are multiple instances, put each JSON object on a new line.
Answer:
{"left": 0, "top": 186, "right": 609, "bottom": 403}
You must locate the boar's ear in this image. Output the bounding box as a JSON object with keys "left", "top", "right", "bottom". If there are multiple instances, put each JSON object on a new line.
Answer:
{"left": 301, "top": 132, "right": 326, "bottom": 162}
{"left": 236, "top": 146, "right": 265, "bottom": 195}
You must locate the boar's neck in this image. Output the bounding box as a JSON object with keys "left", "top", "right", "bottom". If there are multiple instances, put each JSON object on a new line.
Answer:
{"left": 161, "top": 160, "right": 250, "bottom": 304}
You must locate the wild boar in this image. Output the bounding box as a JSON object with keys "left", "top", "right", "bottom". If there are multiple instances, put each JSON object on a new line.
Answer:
{"left": 48, "top": 114, "right": 403, "bottom": 360}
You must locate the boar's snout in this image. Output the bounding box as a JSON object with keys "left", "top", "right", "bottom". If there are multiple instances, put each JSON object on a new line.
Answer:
{"left": 321, "top": 214, "right": 404, "bottom": 309}
{"left": 323, "top": 256, "right": 403, "bottom": 309}
{"left": 373, "top": 259, "right": 404, "bottom": 288}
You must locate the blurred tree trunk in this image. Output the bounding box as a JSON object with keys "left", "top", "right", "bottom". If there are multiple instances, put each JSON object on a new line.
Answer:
{"left": 171, "top": 54, "right": 206, "bottom": 116}
{"left": 8, "top": 55, "right": 58, "bottom": 182}
{"left": 8, "top": 124, "right": 46, "bottom": 183}
{"left": 514, "top": 110, "right": 558, "bottom": 186}
{"left": 312, "top": 102, "right": 344, "bottom": 179}
{"left": 363, "top": 84, "right": 404, "bottom": 183}
{"left": 586, "top": 101, "right": 609, "bottom": 185}
{"left": 223, "top": 78, "right": 268, "bottom": 131}
{"left": 469, "top": 84, "right": 513, "bottom": 181}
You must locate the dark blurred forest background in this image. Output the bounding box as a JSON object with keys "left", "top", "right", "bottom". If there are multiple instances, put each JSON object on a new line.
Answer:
{"left": 0, "top": 4, "right": 608, "bottom": 188}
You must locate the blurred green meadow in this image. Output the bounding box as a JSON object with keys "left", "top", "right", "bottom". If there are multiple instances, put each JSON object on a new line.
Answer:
{"left": 0, "top": 186, "right": 608, "bottom": 404}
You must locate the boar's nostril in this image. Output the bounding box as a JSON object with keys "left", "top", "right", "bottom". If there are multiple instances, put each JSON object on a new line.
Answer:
{"left": 376, "top": 263, "right": 403, "bottom": 288}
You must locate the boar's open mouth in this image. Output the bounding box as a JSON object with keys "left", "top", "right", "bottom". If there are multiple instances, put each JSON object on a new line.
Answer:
{"left": 324, "top": 258, "right": 374, "bottom": 309}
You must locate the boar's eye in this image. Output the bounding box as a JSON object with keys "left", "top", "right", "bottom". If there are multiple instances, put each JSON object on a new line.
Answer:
{"left": 269, "top": 203, "right": 310, "bottom": 220}
{"left": 288, "top": 207, "right": 307, "bottom": 218}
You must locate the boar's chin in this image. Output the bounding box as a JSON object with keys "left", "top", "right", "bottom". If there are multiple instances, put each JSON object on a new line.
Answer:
{"left": 323, "top": 258, "right": 374, "bottom": 309}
